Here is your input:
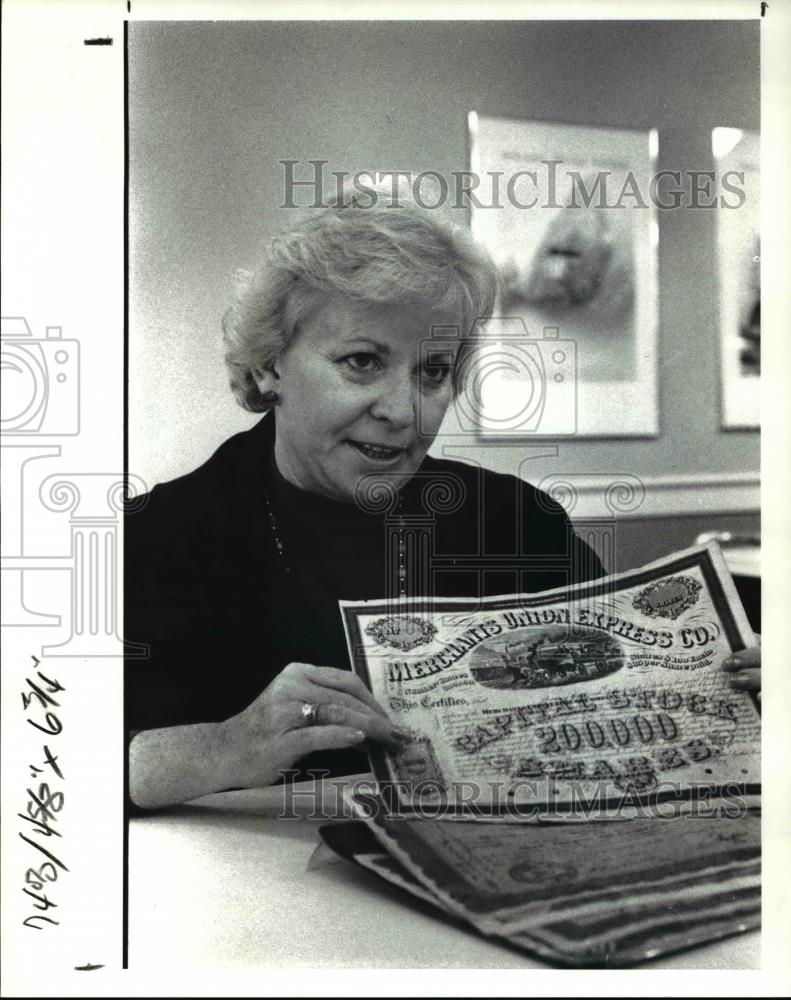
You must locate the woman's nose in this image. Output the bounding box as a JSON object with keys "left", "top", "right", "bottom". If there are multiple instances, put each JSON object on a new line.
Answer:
{"left": 368, "top": 373, "right": 415, "bottom": 428}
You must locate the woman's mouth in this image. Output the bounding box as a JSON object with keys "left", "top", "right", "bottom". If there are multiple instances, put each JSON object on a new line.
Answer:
{"left": 348, "top": 440, "right": 407, "bottom": 463}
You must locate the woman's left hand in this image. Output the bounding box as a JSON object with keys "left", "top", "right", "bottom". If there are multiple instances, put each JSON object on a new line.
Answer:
{"left": 722, "top": 635, "right": 761, "bottom": 701}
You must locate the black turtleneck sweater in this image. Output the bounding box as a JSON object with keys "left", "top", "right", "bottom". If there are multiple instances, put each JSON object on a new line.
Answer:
{"left": 125, "top": 414, "right": 604, "bottom": 779}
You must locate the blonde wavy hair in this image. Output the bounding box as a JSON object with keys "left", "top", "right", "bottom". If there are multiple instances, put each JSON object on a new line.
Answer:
{"left": 222, "top": 184, "right": 499, "bottom": 412}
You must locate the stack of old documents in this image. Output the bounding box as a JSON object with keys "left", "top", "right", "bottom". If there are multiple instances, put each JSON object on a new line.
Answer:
{"left": 321, "top": 543, "right": 761, "bottom": 966}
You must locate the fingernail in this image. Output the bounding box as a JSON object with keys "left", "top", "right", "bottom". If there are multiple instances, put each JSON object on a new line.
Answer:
{"left": 724, "top": 656, "right": 743, "bottom": 670}
{"left": 729, "top": 673, "right": 749, "bottom": 686}
{"left": 391, "top": 728, "right": 413, "bottom": 743}
{"left": 352, "top": 730, "right": 366, "bottom": 742}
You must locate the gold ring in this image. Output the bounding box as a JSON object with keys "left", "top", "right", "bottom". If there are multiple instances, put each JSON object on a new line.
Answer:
{"left": 301, "top": 702, "right": 319, "bottom": 726}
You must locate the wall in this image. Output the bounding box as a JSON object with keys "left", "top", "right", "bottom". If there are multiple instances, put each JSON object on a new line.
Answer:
{"left": 129, "top": 20, "right": 760, "bottom": 567}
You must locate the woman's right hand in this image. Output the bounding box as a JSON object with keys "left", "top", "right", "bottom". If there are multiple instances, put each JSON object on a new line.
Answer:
{"left": 216, "top": 661, "right": 412, "bottom": 789}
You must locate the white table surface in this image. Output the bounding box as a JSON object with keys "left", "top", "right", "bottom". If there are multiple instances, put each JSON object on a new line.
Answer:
{"left": 128, "top": 777, "right": 760, "bottom": 970}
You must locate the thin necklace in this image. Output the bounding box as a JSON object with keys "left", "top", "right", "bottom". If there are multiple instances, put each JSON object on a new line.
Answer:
{"left": 397, "top": 522, "right": 407, "bottom": 596}
{"left": 262, "top": 487, "right": 291, "bottom": 574}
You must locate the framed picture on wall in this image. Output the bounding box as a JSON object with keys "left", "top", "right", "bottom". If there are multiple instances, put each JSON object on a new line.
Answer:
{"left": 467, "top": 113, "right": 659, "bottom": 439}
{"left": 714, "top": 128, "right": 760, "bottom": 429}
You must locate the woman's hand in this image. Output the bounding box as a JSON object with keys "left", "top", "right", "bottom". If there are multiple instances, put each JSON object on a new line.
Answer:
{"left": 722, "top": 635, "right": 761, "bottom": 701}
{"left": 129, "top": 662, "right": 409, "bottom": 810}
{"left": 217, "top": 662, "right": 412, "bottom": 790}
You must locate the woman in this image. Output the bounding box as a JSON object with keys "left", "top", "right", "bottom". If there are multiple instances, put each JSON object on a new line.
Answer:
{"left": 126, "top": 188, "right": 759, "bottom": 810}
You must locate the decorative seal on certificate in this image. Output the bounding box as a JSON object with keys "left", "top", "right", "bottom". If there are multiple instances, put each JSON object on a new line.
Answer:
{"left": 632, "top": 575, "right": 703, "bottom": 620}
{"left": 364, "top": 615, "right": 438, "bottom": 652}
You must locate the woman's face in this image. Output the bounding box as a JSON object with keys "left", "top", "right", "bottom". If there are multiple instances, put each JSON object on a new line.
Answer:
{"left": 268, "top": 293, "right": 458, "bottom": 503}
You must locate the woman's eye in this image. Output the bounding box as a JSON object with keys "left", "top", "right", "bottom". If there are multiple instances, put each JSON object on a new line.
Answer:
{"left": 420, "top": 363, "right": 452, "bottom": 387}
{"left": 343, "top": 353, "right": 381, "bottom": 374}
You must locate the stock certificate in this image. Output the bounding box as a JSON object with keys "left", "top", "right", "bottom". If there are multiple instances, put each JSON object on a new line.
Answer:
{"left": 331, "top": 798, "right": 761, "bottom": 966}
{"left": 340, "top": 543, "right": 760, "bottom": 815}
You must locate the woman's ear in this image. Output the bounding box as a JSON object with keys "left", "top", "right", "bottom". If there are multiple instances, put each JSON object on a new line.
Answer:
{"left": 252, "top": 365, "right": 280, "bottom": 402}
